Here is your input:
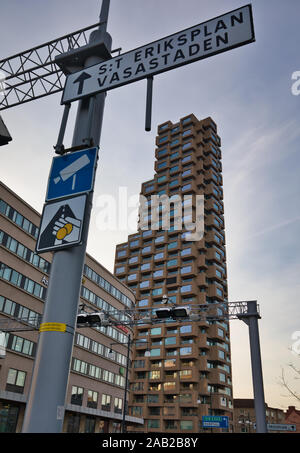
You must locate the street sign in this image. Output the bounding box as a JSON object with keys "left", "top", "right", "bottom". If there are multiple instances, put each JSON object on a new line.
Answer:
{"left": 202, "top": 415, "right": 229, "bottom": 429}
{"left": 253, "top": 423, "right": 296, "bottom": 432}
{"left": 62, "top": 4, "right": 255, "bottom": 104}
{"left": 46, "top": 147, "right": 98, "bottom": 201}
{"left": 36, "top": 194, "right": 87, "bottom": 253}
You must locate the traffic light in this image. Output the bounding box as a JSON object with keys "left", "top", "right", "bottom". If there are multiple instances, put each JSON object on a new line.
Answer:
{"left": 155, "top": 306, "right": 191, "bottom": 319}
{"left": 0, "top": 115, "right": 12, "bottom": 146}
{"left": 76, "top": 311, "right": 109, "bottom": 327}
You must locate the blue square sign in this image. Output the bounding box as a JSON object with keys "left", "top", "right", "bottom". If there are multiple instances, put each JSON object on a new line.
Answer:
{"left": 46, "top": 147, "right": 98, "bottom": 201}
{"left": 202, "top": 415, "right": 229, "bottom": 429}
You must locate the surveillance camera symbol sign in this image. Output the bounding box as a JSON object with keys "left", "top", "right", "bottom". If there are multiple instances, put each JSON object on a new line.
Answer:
{"left": 36, "top": 194, "right": 87, "bottom": 253}
{"left": 46, "top": 147, "right": 98, "bottom": 201}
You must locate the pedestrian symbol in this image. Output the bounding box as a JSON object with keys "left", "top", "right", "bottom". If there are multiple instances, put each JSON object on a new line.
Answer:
{"left": 36, "top": 194, "right": 87, "bottom": 253}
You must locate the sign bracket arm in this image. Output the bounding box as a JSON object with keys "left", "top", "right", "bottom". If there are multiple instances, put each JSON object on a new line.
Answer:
{"left": 145, "top": 75, "right": 154, "bottom": 132}
{"left": 54, "top": 102, "right": 71, "bottom": 155}
{"left": 83, "top": 95, "right": 96, "bottom": 148}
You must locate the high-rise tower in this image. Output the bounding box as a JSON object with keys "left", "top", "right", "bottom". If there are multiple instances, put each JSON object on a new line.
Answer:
{"left": 114, "top": 114, "right": 232, "bottom": 433}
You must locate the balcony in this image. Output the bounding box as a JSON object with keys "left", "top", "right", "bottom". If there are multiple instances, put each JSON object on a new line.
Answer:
{"left": 180, "top": 179, "right": 198, "bottom": 195}
{"left": 128, "top": 255, "right": 141, "bottom": 266}
{"left": 205, "top": 198, "right": 224, "bottom": 215}
{"left": 204, "top": 154, "right": 220, "bottom": 168}
{"left": 204, "top": 181, "right": 223, "bottom": 199}
{"left": 206, "top": 264, "right": 226, "bottom": 282}
{"left": 211, "top": 393, "right": 231, "bottom": 412}
{"left": 155, "top": 158, "right": 170, "bottom": 174}
{"left": 153, "top": 268, "right": 166, "bottom": 280}
{"left": 197, "top": 334, "right": 209, "bottom": 349}
{"left": 148, "top": 383, "right": 162, "bottom": 393}
{"left": 179, "top": 416, "right": 198, "bottom": 432}
{"left": 198, "top": 356, "right": 208, "bottom": 371}
{"left": 130, "top": 395, "right": 145, "bottom": 404}
{"left": 156, "top": 132, "right": 170, "bottom": 147}
{"left": 114, "top": 265, "right": 128, "bottom": 277}
{"left": 163, "top": 380, "right": 180, "bottom": 394}
{"left": 207, "top": 283, "right": 225, "bottom": 301}
{"left": 197, "top": 255, "right": 207, "bottom": 270}
{"left": 148, "top": 370, "right": 163, "bottom": 382}
{"left": 164, "top": 420, "right": 179, "bottom": 430}
{"left": 179, "top": 263, "right": 196, "bottom": 281}
{"left": 203, "top": 129, "right": 221, "bottom": 147}
{"left": 179, "top": 282, "right": 197, "bottom": 297}
{"left": 179, "top": 368, "right": 198, "bottom": 383}
{"left": 207, "top": 368, "right": 226, "bottom": 386}
{"left": 162, "top": 405, "right": 180, "bottom": 419}
{"left": 115, "top": 248, "right": 128, "bottom": 261}
{"left": 205, "top": 229, "right": 225, "bottom": 245}
{"left": 206, "top": 247, "right": 225, "bottom": 265}
{"left": 178, "top": 392, "right": 198, "bottom": 407}
{"left": 130, "top": 382, "right": 145, "bottom": 393}
{"left": 196, "top": 273, "right": 208, "bottom": 288}
{"left": 179, "top": 344, "right": 198, "bottom": 360}
{"left": 180, "top": 324, "right": 198, "bottom": 337}
{"left": 164, "top": 337, "right": 179, "bottom": 349}
{"left": 133, "top": 358, "right": 150, "bottom": 371}
{"left": 147, "top": 394, "right": 163, "bottom": 405}
{"left": 164, "top": 357, "right": 179, "bottom": 370}
{"left": 208, "top": 345, "right": 228, "bottom": 362}
{"left": 207, "top": 324, "right": 226, "bottom": 341}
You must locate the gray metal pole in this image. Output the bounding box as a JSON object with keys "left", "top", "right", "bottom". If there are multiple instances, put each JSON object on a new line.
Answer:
{"left": 240, "top": 301, "right": 268, "bottom": 433}
{"left": 122, "top": 334, "right": 131, "bottom": 433}
{"left": 22, "top": 1, "right": 111, "bottom": 433}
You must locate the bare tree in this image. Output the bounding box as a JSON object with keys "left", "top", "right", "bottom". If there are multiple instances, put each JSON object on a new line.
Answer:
{"left": 279, "top": 353, "right": 300, "bottom": 403}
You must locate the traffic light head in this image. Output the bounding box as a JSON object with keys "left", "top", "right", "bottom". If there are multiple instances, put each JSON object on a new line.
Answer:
{"left": 0, "top": 115, "right": 12, "bottom": 146}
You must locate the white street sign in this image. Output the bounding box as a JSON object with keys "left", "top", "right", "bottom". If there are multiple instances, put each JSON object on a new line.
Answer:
{"left": 36, "top": 194, "right": 87, "bottom": 253}
{"left": 267, "top": 423, "right": 296, "bottom": 432}
{"left": 253, "top": 423, "right": 297, "bottom": 432}
{"left": 62, "top": 4, "right": 255, "bottom": 104}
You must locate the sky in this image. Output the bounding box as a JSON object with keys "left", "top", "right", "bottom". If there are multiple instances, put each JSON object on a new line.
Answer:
{"left": 1, "top": 0, "right": 300, "bottom": 412}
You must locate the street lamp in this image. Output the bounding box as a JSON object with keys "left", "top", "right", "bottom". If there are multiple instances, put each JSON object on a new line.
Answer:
{"left": 238, "top": 415, "right": 253, "bottom": 433}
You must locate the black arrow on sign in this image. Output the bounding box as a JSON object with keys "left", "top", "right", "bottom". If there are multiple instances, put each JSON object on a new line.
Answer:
{"left": 74, "top": 71, "right": 92, "bottom": 95}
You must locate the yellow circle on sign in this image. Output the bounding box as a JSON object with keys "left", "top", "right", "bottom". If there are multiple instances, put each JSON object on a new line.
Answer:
{"left": 56, "top": 223, "right": 73, "bottom": 240}
{"left": 56, "top": 227, "right": 67, "bottom": 240}
{"left": 64, "top": 223, "right": 73, "bottom": 234}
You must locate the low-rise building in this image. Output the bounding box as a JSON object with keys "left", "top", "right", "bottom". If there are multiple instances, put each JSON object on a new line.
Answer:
{"left": 0, "top": 180, "right": 143, "bottom": 432}
{"left": 285, "top": 406, "right": 300, "bottom": 433}
{"left": 233, "top": 398, "right": 285, "bottom": 433}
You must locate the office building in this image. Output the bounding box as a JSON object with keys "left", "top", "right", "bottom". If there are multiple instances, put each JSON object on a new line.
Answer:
{"left": 0, "top": 181, "right": 143, "bottom": 432}
{"left": 114, "top": 114, "right": 233, "bottom": 433}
